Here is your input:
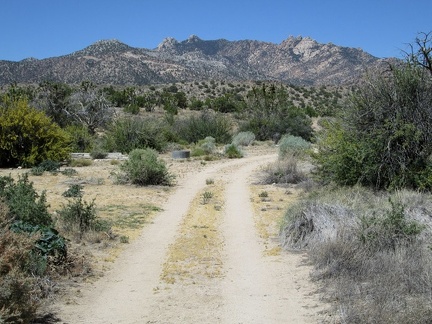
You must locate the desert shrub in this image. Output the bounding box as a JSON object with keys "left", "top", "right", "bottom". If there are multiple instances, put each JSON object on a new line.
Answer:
{"left": 117, "top": 148, "right": 173, "bottom": 186}
{"left": 0, "top": 174, "right": 52, "bottom": 227}
{"left": 281, "top": 187, "right": 432, "bottom": 323}
{"left": 102, "top": 116, "right": 168, "bottom": 153}
{"left": 90, "top": 149, "right": 108, "bottom": 159}
{"left": 61, "top": 168, "right": 78, "bottom": 177}
{"left": 124, "top": 103, "right": 140, "bottom": 115}
{"left": 224, "top": 143, "right": 243, "bottom": 159}
{"left": 174, "top": 110, "right": 232, "bottom": 144}
{"left": 0, "top": 201, "right": 53, "bottom": 323}
{"left": 0, "top": 98, "right": 71, "bottom": 167}
{"left": 0, "top": 230, "right": 41, "bottom": 323}
{"left": 64, "top": 124, "right": 95, "bottom": 152}
{"left": 37, "top": 160, "right": 61, "bottom": 173}
{"left": 62, "top": 184, "right": 83, "bottom": 198}
{"left": 191, "top": 136, "right": 216, "bottom": 157}
{"left": 69, "top": 158, "right": 92, "bottom": 167}
{"left": 10, "top": 221, "right": 67, "bottom": 271}
{"left": 30, "top": 166, "right": 45, "bottom": 176}
{"left": 260, "top": 157, "right": 307, "bottom": 185}
{"left": 278, "top": 134, "right": 311, "bottom": 159}
{"left": 232, "top": 131, "right": 255, "bottom": 146}
{"left": 57, "top": 197, "right": 100, "bottom": 238}
{"left": 314, "top": 63, "right": 432, "bottom": 190}
{"left": 358, "top": 198, "right": 424, "bottom": 251}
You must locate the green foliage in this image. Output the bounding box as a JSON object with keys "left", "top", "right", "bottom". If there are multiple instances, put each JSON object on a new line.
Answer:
{"left": 0, "top": 98, "right": 71, "bottom": 168}
{"left": 174, "top": 111, "right": 232, "bottom": 144}
{"left": 118, "top": 148, "right": 173, "bottom": 186}
{"left": 103, "top": 117, "right": 168, "bottom": 153}
{"left": 278, "top": 134, "right": 311, "bottom": 159}
{"left": 10, "top": 221, "right": 67, "bottom": 268}
{"left": 240, "top": 85, "right": 313, "bottom": 141}
{"left": 0, "top": 174, "right": 52, "bottom": 227}
{"left": 64, "top": 124, "right": 95, "bottom": 153}
{"left": 314, "top": 64, "right": 432, "bottom": 190}
{"left": 208, "top": 93, "right": 244, "bottom": 113}
{"left": 224, "top": 143, "right": 243, "bottom": 159}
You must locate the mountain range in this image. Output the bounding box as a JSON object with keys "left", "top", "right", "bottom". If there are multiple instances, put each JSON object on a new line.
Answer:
{"left": 0, "top": 35, "right": 392, "bottom": 86}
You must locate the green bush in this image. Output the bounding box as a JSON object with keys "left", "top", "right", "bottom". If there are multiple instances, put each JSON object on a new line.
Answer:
{"left": 314, "top": 63, "right": 432, "bottom": 190}
{"left": 102, "top": 117, "right": 168, "bottom": 153}
{"left": 174, "top": 111, "right": 232, "bottom": 144}
{"left": 118, "top": 148, "right": 173, "bottom": 186}
{"left": 0, "top": 98, "right": 71, "bottom": 167}
{"left": 196, "top": 137, "right": 216, "bottom": 155}
{"left": 278, "top": 134, "right": 311, "bottom": 159}
{"left": 0, "top": 174, "right": 52, "bottom": 227}
{"left": 224, "top": 143, "right": 243, "bottom": 159}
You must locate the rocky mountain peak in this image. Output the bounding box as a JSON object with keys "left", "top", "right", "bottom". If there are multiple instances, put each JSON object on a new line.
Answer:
{"left": 72, "top": 39, "right": 131, "bottom": 56}
{"left": 186, "top": 34, "right": 202, "bottom": 43}
{"left": 156, "top": 37, "right": 179, "bottom": 51}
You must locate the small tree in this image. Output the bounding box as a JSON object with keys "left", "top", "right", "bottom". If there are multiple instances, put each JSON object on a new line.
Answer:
{"left": 68, "top": 82, "right": 114, "bottom": 135}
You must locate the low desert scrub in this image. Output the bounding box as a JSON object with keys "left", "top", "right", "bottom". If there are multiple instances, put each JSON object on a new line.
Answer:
{"left": 281, "top": 186, "right": 432, "bottom": 323}
{"left": 57, "top": 196, "right": 109, "bottom": 239}
{"left": 259, "top": 157, "right": 307, "bottom": 185}
{"left": 70, "top": 158, "right": 92, "bottom": 167}
{"left": 224, "top": 143, "right": 243, "bottom": 158}
{"left": 278, "top": 134, "right": 311, "bottom": 159}
{"left": 191, "top": 136, "right": 216, "bottom": 157}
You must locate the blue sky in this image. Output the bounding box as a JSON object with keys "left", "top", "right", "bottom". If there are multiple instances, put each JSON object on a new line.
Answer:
{"left": 2, "top": 0, "right": 431, "bottom": 61}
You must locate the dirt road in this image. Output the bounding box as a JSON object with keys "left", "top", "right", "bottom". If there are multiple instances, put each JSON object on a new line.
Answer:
{"left": 55, "top": 153, "right": 323, "bottom": 323}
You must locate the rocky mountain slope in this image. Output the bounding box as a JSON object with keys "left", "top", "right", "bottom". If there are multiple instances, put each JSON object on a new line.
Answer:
{"left": 0, "top": 35, "right": 390, "bottom": 86}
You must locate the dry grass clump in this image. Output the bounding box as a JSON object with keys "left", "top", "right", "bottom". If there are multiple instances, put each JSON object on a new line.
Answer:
{"left": 281, "top": 186, "right": 432, "bottom": 323}
{"left": 259, "top": 157, "right": 307, "bottom": 185}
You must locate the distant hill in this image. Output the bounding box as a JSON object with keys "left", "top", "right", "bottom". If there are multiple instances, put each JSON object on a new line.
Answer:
{"left": 0, "top": 35, "right": 392, "bottom": 86}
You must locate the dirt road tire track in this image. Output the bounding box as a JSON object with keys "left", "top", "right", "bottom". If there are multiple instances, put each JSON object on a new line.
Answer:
{"left": 56, "top": 154, "right": 322, "bottom": 323}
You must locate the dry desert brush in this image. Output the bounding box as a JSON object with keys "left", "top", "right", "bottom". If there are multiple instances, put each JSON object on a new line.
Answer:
{"left": 281, "top": 186, "right": 432, "bottom": 323}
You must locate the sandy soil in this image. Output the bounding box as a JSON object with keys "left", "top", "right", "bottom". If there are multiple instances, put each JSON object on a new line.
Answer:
{"left": 6, "top": 145, "right": 327, "bottom": 323}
